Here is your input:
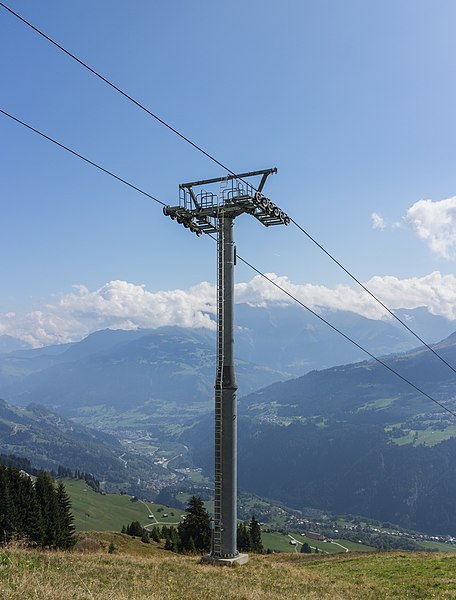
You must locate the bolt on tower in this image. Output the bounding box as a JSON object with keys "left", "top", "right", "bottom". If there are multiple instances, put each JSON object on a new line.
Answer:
{"left": 163, "top": 168, "right": 289, "bottom": 565}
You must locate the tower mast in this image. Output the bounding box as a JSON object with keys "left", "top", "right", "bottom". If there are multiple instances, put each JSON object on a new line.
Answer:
{"left": 163, "top": 168, "right": 289, "bottom": 565}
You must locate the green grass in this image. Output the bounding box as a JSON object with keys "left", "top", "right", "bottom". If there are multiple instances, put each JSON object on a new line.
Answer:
{"left": 186, "top": 471, "right": 209, "bottom": 483}
{"left": 357, "top": 397, "right": 395, "bottom": 412}
{"left": 389, "top": 425, "right": 456, "bottom": 447}
{"left": 416, "top": 540, "right": 456, "bottom": 553}
{"left": 2, "top": 541, "right": 456, "bottom": 599}
{"left": 262, "top": 532, "right": 302, "bottom": 553}
{"left": 262, "top": 532, "right": 375, "bottom": 554}
{"left": 64, "top": 479, "right": 185, "bottom": 531}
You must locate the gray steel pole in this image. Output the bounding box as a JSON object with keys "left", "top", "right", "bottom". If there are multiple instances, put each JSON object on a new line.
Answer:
{"left": 166, "top": 168, "right": 282, "bottom": 565}
{"left": 220, "top": 214, "right": 238, "bottom": 557}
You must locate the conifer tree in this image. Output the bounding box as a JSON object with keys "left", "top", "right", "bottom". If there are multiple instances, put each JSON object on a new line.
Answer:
{"left": 177, "top": 496, "right": 211, "bottom": 553}
{"left": 249, "top": 516, "right": 263, "bottom": 553}
{"left": 164, "top": 527, "right": 180, "bottom": 552}
{"left": 187, "top": 536, "right": 196, "bottom": 554}
{"left": 0, "top": 466, "right": 13, "bottom": 543}
{"left": 237, "top": 522, "right": 251, "bottom": 552}
{"left": 300, "top": 542, "right": 312, "bottom": 554}
{"left": 56, "top": 481, "right": 75, "bottom": 549}
{"left": 141, "top": 530, "right": 150, "bottom": 544}
{"left": 35, "top": 470, "right": 59, "bottom": 548}
{"left": 5, "top": 467, "right": 21, "bottom": 535}
{"left": 126, "top": 521, "right": 143, "bottom": 537}
{"left": 17, "top": 472, "right": 43, "bottom": 546}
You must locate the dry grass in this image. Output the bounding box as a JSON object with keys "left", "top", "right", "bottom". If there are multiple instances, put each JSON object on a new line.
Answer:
{"left": 1, "top": 535, "right": 456, "bottom": 599}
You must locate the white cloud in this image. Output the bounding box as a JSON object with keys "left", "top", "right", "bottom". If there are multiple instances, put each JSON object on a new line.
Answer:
{"left": 2, "top": 272, "right": 456, "bottom": 348}
{"left": 406, "top": 196, "right": 456, "bottom": 259}
{"left": 371, "top": 212, "right": 386, "bottom": 230}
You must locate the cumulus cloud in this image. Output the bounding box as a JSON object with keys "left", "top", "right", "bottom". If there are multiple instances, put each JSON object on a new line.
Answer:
{"left": 371, "top": 212, "right": 386, "bottom": 230}
{"left": 406, "top": 196, "right": 456, "bottom": 259}
{"left": 2, "top": 272, "right": 456, "bottom": 347}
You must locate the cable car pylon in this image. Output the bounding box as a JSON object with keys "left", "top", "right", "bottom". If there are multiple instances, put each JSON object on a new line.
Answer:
{"left": 164, "top": 168, "right": 289, "bottom": 565}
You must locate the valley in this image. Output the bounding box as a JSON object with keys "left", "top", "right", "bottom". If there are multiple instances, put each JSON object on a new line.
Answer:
{"left": 2, "top": 321, "right": 456, "bottom": 539}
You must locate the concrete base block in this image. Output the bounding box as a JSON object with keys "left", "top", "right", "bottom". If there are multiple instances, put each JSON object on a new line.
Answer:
{"left": 200, "top": 553, "right": 249, "bottom": 567}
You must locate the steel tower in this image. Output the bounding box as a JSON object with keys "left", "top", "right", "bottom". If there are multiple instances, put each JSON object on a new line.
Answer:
{"left": 163, "top": 168, "right": 289, "bottom": 564}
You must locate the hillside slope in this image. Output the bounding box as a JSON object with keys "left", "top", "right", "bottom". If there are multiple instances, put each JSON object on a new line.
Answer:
{"left": 0, "top": 328, "right": 286, "bottom": 429}
{"left": 1, "top": 542, "right": 455, "bottom": 600}
{"left": 0, "top": 400, "right": 164, "bottom": 490}
{"left": 187, "top": 332, "right": 456, "bottom": 535}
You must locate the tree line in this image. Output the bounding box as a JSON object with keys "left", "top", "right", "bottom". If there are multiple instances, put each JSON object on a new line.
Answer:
{"left": 56, "top": 465, "right": 101, "bottom": 493}
{"left": 0, "top": 453, "right": 101, "bottom": 494}
{"left": 0, "top": 465, "right": 75, "bottom": 549}
{"left": 121, "top": 495, "right": 264, "bottom": 554}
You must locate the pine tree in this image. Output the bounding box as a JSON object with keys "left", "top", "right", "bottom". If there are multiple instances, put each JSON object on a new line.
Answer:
{"left": 126, "top": 521, "right": 143, "bottom": 537}
{"left": 141, "top": 530, "right": 150, "bottom": 544}
{"left": 17, "top": 472, "right": 43, "bottom": 546}
{"left": 187, "top": 536, "right": 196, "bottom": 554}
{"left": 35, "top": 470, "right": 58, "bottom": 548}
{"left": 4, "top": 467, "right": 20, "bottom": 536}
{"left": 300, "top": 542, "right": 312, "bottom": 554}
{"left": 164, "top": 527, "right": 180, "bottom": 552}
{"left": 177, "top": 496, "right": 211, "bottom": 553}
{"left": 150, "top": 527, "right": 161, "bottom": 542}
{"left": 237, "top": 522, "right": 251, "bottom": 552}
{"left": 0, "top": 466, "right": 13, "bottom": 543}
{"left": 249, "top": 516, "right": 263, "bottom": 553}
{"left": 55, "top": 481, "right": 75, "bottom": 549}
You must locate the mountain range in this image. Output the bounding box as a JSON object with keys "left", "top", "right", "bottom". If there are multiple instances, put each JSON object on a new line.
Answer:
{"left": 187, "top": 331, "right": 456, "bottom": 534}
{"left": 1, "top": 303, "right": 454, "bottom": 429}
{"left": 2, "top": 305, "right": 456, "bottom": 534}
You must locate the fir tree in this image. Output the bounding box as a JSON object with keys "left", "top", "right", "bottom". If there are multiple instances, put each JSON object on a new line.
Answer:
{"left": 55, "top": 481, "right": 75, "bottom": 549}
{"left": 249, "top": 516, "right": 263, "bottom": 553}
{"left": 300, "top": 542, "right": 312, "bottom": 554}
{"left": 141, "top": 530, "right": 150, "bottom": 544}
{"left": 177, "top": 496, "right": 211, "bottom": 553}
{"left": 17, "top": 472, "right": 43, "bottom": 546}
{"left": 150, "top": 527, "right": 161, "bottom": 542}
{"left": 237, "top": 522, "right": 251, "bottom": 552}
{"left": 35, "top": 471, "right": 58, "bottom": 548}
{"left": 187, "top": 536, "right": 196, "bottom": 554}
{"left": 0, "top": 466, "right": 13, "bottom": 543}
{"left": 164, "top": 527, "right": 180, "bottom": 552}
{"left": 126, "top": 521, "right": 143, "bottom": 537}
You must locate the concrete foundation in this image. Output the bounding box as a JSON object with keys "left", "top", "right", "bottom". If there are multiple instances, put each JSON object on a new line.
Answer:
{"left": 200, "top": 553, "right": 249, "bottom": 567}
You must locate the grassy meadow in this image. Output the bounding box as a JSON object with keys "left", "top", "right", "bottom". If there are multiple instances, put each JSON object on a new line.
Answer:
{"left": 64, "top": 479, "right": 185, "bottom": 531}
{"left": 1, "top": 534, "right": 456, "bottom": 600}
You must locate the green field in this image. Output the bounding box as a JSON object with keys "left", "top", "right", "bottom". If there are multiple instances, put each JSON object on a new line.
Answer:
{"left": 2, "top": 539, "right": 456, "bottom": 600}
{"left": 416, "top": 540, "right": 456, "bottom": 553}
{"left": 64, "top": 479, "right": 186, "bottom": 531}
{"left": 262, "top": 531, "right": 375, "bottom": 554}
{"left": 66, "top": 479, "right": 456, "bottom": 556}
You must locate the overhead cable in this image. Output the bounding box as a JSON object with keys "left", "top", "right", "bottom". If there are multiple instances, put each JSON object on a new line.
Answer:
{"left": 0, "top": 2, "right": 238, "bottom": 178}
{"left": 0, "top": 108, "right": 165, "bottom": 207}
{"left": 236, "top": 256, "right": 456, "bottom": 420}
{"left": 2, "top": 107, "right": 455, "bottom": 420}
{"left": 289, "top": 217, "right": 456, "bottom": 376}
{"left": 2, "top": 1, "right": 454, "bottom": 379}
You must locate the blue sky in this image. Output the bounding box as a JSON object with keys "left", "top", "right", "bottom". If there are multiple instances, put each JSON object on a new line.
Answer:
{"left": 2, "top": 0, "right": 456, "bottom": 344}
